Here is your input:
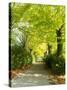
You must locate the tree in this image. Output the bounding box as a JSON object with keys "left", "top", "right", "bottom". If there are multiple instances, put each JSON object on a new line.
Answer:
{"left": 56, "top": 24, "right": 64, "bottom": 56}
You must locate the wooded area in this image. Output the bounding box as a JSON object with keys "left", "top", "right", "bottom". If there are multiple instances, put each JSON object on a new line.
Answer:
{"left": 9, "top": 3, "right": 65, "bottom": 79}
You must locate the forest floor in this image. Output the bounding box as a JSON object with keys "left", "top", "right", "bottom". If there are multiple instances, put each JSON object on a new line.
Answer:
{"left": 11, "top": 63, "right": 65, "bottom": 87}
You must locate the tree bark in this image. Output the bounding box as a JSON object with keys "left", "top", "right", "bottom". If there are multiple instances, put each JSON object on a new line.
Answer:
{"left": 56, "top": 24, "right": 64, "bottom": 56}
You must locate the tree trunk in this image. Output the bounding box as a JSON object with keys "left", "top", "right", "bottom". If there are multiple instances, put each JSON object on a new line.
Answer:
{"left": 56, "top": 24, "right": 63, "bottom": 56}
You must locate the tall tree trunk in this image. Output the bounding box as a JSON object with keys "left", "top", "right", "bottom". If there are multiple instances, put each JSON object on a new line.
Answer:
{"left": 56, "top": 24, "right": 63, "bottom": 56}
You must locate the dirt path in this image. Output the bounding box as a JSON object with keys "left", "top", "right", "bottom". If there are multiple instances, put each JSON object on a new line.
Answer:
{"left": 11, "top": 64, "right": 63, "bottom": 87}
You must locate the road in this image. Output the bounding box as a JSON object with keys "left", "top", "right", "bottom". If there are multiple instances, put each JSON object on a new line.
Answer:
{"left": 11, "top": 64, "right": 55, "bottom": 87}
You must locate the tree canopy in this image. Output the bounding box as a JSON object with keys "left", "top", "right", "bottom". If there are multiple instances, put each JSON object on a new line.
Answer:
{"left": 10, "top": 3, "right": 65, "bottom": 57}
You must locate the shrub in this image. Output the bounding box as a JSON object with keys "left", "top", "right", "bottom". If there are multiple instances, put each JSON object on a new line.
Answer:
{"left": 45, "top": 54, "right": 65, "bottom": 75}
{"left": 11, "top": 46, "right": 32, "bottom": 70}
